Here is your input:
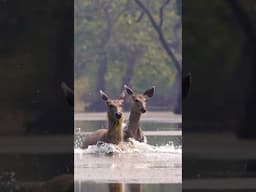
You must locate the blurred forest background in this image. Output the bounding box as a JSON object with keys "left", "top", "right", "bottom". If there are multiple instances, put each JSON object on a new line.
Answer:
{"left": 0, "top": 0, "right": 73, "bottom": 134}
{"left": 74, "top": 0, "right": 182, "bottom": 113}
{"left": 183, "top": 0, "right": 256, "bottom": 134}
{"left": 1, "top": 0, "right": 255, "bottom": 135}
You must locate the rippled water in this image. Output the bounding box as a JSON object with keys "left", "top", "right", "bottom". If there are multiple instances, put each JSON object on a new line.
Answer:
{"left": 74, "top": 118, "right": 182, "bottom": 192}
{"left": 75, "top": 143, "right": 181, "bottom": 183}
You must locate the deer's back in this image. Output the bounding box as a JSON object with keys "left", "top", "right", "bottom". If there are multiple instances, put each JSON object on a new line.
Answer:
{"left": 82, "top": 129, "right": 108, "bottom": 148}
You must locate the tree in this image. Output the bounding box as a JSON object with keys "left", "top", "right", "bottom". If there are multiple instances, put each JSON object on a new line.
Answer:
{"left": 133, "top": 0, "right": 182, "bottom": 113}
{"left": 75, "top": 0, "right": 180, "bottom": 112}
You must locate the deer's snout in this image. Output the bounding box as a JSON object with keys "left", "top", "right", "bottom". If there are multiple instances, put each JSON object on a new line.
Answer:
{"left": 115, "top": 112, "right": 122, "bottom": 119}
{"left": 140, "top": 108, "right": 146, "bottom": 113}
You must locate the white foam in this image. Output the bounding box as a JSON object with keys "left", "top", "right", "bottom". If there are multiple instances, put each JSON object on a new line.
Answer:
{"left": 74, "top": 138, "right": 181, "bottom": 155}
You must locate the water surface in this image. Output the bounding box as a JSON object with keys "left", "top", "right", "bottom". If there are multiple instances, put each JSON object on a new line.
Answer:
{"left": 75, "top": 115, "right": 182, "bottom": 191}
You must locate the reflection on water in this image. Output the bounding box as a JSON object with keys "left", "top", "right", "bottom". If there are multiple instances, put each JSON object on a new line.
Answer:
{"left": 75, "top": 183, "right": 181, "bottom": 192}
{"left": 75, "top": 152, "right": 181, "bottom": 183}
{"left": 75, "top": 119, "right": 182, "bottom": 192}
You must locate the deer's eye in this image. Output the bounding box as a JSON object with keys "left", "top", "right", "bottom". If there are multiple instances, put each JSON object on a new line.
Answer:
{"left": 135, "top": 99, "right": 139, "bottom": 103}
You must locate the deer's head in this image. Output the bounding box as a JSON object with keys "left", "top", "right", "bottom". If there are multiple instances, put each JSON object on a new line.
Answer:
{"left": 100, "top": 90, "right": 125, "bottom": 120}
{"left": 124, "top": 85, "right": 155, "bottom": 114}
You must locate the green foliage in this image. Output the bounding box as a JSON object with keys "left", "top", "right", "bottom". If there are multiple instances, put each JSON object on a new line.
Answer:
{"left": 75, "top": 0, "right": 181, "bottom": 111}
{"left": 133, "top": 61, "right": 175, "bottom": 95}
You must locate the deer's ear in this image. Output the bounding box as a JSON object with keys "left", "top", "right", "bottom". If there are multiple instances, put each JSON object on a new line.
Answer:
{"left": 100, "top": 90, "right": 109, "bottom": 101}
{"left": 124, "top": 85, "right": 134, "bottom": 96}
{"left": 182, "top": 73, "right": 192, "bottom": 100}
{"left": 143, "top": 86, "right": 155, "bottom": 98}
{"left": 119, "top": 90, "right": 126, "bottom": 100}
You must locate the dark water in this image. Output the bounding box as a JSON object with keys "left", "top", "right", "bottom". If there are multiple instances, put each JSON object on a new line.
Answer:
{"left": 0, "top": 154, "right": 72, "bottom": 182}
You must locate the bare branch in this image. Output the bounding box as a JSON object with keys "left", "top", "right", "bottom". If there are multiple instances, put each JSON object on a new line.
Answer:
{"left": 159, "top": 0, "right": 170, "bottom": 28}
{"left": 136, "top": 11, "right": 144, "bottom": 22}
{"left": 114, "top": 0, "right": 130, "bottom": 22}
{"left": 133, "top": 0, "right": 181, "bottom": 73}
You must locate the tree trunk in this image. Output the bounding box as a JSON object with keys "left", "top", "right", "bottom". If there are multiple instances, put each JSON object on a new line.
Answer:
{"left": 96, "top": 53, "right": 107, "bottom": 92}
{"left": 133, "top": 0, "right": 182, "bottom": 112}
{"left": 134, "top": 0, "right": 181, "bottom": 74}
{"left": 89, "top": 1, "right": 112, "bottom": 111}
{"left": 120, "top": 51, "right": 137, "bottom": 90}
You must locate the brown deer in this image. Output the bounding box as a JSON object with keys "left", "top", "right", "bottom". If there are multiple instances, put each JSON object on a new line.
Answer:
{"left": 123, "top": 85, "right": 155, "bottom": 142}
{"left": 82, "top": 90, "right": 125, "bottom": 148}
{"left": 109, "top": 183, "right": 141, "bottom": 192}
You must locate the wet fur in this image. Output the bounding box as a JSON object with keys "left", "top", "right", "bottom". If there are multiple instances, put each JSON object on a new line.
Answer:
{"left": 123, "top": 86, "right": 155, "bottom": 142}
{"left": 124, "top": 103, "right": 145, "bottom": 142}
{"left": 82, "top": 91, "right": 125, "bottom": 148}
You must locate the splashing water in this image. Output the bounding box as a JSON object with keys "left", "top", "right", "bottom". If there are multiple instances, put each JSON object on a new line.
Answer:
{"left": 74, "top": 128, "right": 181, "bottom": 155}
{"left": 0, "top": 172, "right": 19, "bottom": 192}
{"left": 74, "top": 127, "right": 182, "bottom": 183}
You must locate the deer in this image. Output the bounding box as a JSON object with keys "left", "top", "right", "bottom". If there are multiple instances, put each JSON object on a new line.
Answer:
{"left": 82, "top": 90, "right": 125, "bottom": 148}
{"left": 43, "top": 75, "right": 190, "bottom": 192}
{"left": 123, "top": 85, "right": 155, "bottom": 143}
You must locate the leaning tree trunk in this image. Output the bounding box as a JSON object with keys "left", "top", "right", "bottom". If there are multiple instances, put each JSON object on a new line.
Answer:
{"left": 120, "top": 49, "right": 139, "bottom": 90}
{"left": 89, "top": 1, "right": 112, "bottom": 111}
{"left": 96, "top": 52, "right": 108, "bottom": 92}
{"left": 134, "top": 0, "right": 182, "bottom": 113}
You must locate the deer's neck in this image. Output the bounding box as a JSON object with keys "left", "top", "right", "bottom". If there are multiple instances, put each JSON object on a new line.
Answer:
{"left": 127, "top": 107, "right": 142, "bottom": 134}
{"left": 107, "top": 114, "right": 124, "bottom": 144}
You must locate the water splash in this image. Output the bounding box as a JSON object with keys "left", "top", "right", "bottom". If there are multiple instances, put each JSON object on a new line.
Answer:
{"left": 74, "top": 137, "right": 181, "bottom": 155}
{"left": 74, "top": 128, "right": 86, "bottom": 149}
{"left": 74, "top": 127, "right": 182, "bottom": 155}
{"left": 0, "top": 172, "right": 19, "bottom": 192}
{"left": 74, "top": 127, "right": 181, "bottom": 183}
